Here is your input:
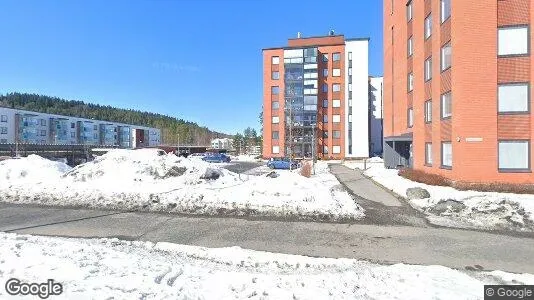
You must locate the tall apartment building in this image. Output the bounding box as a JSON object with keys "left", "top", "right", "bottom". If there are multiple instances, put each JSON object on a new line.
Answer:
{"left": 384, "top": 0, "right": 533, "bottom": 184}
{"left": 0, "top": 107, "right": 161, "bottom": 148}
{"left": 262, "top": 33, "right": 371, "bottom": 159}
{"left": 369, "top": 76, "right": 384, "bottom": 156}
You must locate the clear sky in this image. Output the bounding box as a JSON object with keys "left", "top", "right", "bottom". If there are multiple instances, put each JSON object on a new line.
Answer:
{"left": 0, "top": 0, "right": 383, "bottom": 134}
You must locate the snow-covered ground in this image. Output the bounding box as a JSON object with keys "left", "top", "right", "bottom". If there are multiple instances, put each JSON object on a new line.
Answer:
{"left": 0, "top": 150, "right": 364, "bottom": 221}
{"left": 345, "top": 162, "right": 534, "bottom": 231}
{"left": 0, "top": 232, "right": 532, "bottom": 300}
{"left": 231, "top": 154, "right": 262, "bottom": 162}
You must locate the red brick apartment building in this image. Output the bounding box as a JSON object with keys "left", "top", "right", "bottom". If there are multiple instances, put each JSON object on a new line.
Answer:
{"left": 383, "top": 0, "right": 534, "bottom": 184}
{"left": 262, "top": 33, "right": 371, "bottom": 160}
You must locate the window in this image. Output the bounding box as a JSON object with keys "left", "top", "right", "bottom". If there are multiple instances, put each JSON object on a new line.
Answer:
{"left": 272, "top": 116, "right": 279, "bottom": 124}
{"left": 425, "top": 143, "right": 433, "bottom": 166}
{"left": 323, "top": 146, "right": 329, "bottom": 154}
{"left": 498, "top": 83, "right": 529, "bottom": 113}
{"left": 1, "top": 115, "right": 7, "bottom": 122}
{"left": 93, "top": 125, "right": 98, "bottom": 131}
{"left": 333, "top": 69, "right": 341, "bottom": 77}
{"left": 333, "top": 99, "right": 341, "bottom": 108}
{"left": 272, "top": 101, "right": 279, "bottom": 110}
{"left": 272, "top": 71, "right": 280, "bottom": 80}
{"left": 0, "top": 127, "right": 6, "bottom": 134}
{"left": 272, "top": 56, "right": 279, "bottom": 65}
{"left": 322, "top": 99, "right": 328, "bottom": 108}
{"left": 441, "top": 142, "right": 452, "bottom": 168}
{"left": 408, "top": 73, "right": 414, "bottom": 91}
{"left": 0, "top": 139, "right": 6, "bottom": 143}
{"left": 441, "top": 0, "right": 451, "bottom": 23}
{"left": 348, "top": 83, "right": 352, "bottom": 91}
{"left": 425, "top": 100, "right": 432, "bottom": 123}
{"left": 333, "top": 115, "right": 341, "bottom": 123}
{"left": 348, "top": 52, "right": 352, "bottom": 60}
{"left": 323, "top": 131, "right": 328, "bottom": 138}
{"left": 332, "top": 53, "right": 340, "bottom": 61}
{"left": 333, "top": 146, "right": 341, "bottom": 154}
{"left": 425, "top": 14, "right": 432, "bottom": 39}
{"left": 322, "top": 84, "right": 328, "bottom": 93}
{"left": 71, "top": 123, "right": 75, "bottom": 129}
{"left": 41, "top": 130, "right": 46, "bottom": 136}
{"left": 499, "top": 141, "right": 530, "bottom": 170}
{"left": 407, "top": 2, "right": 413, "bottom": 21}
{"left": 93, "top": 133, "right": 98, "bottom": 139}
{"left": 333, "top": 84, "right": 341, "bottom": 92}
{"left": 441, "top": 92, "right": 452, "bottom": 118}
{"left": 40, "top": 119, "right": 46, "bottom": 126}
{"left": 323, "top": 115, "right": 328, "bottom": 123}
{"left": 348, "top": 68, "right": 352, "bottom": 76}
{"left": 322, "top": 54, "right": 328, "bottom": 62}
{"left": 407, "top": 108, "right": 413, "bottom": 128}
{"left": 271, "top": 86, "right": 279, "bottom": 94}
{"left": 348, "top": 100, "right": 352, "bottom": 106}
{"left": 407, "top": 36, "right": 413, "bottom": 57}
{"left": 71, "top": 132, "right": 75, "bottom": 138}
{"left": 348, "top": 115, "right": 352, "bottom": 122}
{"left": 425, "top": 57, "right": 432, "bottom": 81}
{"left": 323, "top": 69, "right": 328, "bottom": 77}
{"left": 498, "top": 26, "right": 529, "bottom": 56}
{"left": 441, "top": 43, "right": 451, "bottom": 71}
{"left": 272, "top": 131, "right": 279, "bottom": 139}
{"left": 272, "top": 146, "right": 280, "bottom": 154}
{"left": 333, "top": 131, "right": 341, "bottom": 139}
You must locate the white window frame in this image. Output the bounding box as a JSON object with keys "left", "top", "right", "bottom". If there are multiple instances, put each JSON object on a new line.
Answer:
{"left": 333, "top": 115, "right": 341, "bottom": 123}
{"left": 408, "top": 73, "right": 414, "bottom": 92}
{"left": 441, "top": 0, "right": 451, "bottom": 23}
{"left": 272, "top": 146, "right": 280, "bottom": 154}
{"left": 441, "top": 142, "right": 452, "bottom": 168}
{"left": 333, "top": 84, "right": 341, "bottom": 92}
{"left": 425, "top": 14, "right": 432, "bottom": 39}
{"left": 272, "top": 71, "right": 280, "bottom": 80}
{"left": 407, "top": 36, "right": 413, "bottom": 57}
{"left": 425, "top": 57, "right": 432, "bottom": 81}
{"left": 332, "top": 53, "right": 341, "bottom": 61}
{"left": 323, "top": 146, "right": 329, "bottom": 154}
{"left": 407, "top": 108, "right": 414, "bottom": 128}
{"left": 498, "top": 140, "right": 530, "bottom": 171}
{"left": 348, "top": 52, "right": 352, "bottom": 60}
{"left": 333, "top": 146, "right": 341, "bottom": 154}
{"left": 332, "top": 99, "right": 341, "bottom": 108}
{"left": 425, "top": 143, "right": 433, "bottom": 166}
{"left": 272, "top": 101, "right": 279, "bottom": 110}
{"left": 407, "top": 2, "right": 413, "bottom": 22}
{"left": 271, "top": 56, "right": 280, "bottom": 65}
{"left": 498, "top": 83, "right": 529, "bottom": 113}
{"left": 323, "top": 69, "right": 328, "bottom": 77}
{"left": 441, "top": 92, "right": 452, "bottom": 118}
{"left": 498, "top": 26, "right": 529, "bottom": 56}
{"left": 425, "top": 100, "right": 432, "bottom": 123}
{"left": 272, "top": 116, "right": 279, "bottom": 124}
{"left": 0, "top": 115, "right": 7, "bottom": 122}
{"left": 332, "top": 68, "right": 341, "bottom": 77}
{"left": 441, "top": 42, "right": 451, "bottom": 71}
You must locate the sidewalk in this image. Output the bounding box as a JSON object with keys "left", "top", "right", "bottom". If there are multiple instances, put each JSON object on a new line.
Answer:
{"left": 328, "top": 164, "right": 429, "bottom": 227}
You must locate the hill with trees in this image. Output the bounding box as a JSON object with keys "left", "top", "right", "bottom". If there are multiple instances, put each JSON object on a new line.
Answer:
{"left": 0, "top": 92, "right": 229, "bottom": 145}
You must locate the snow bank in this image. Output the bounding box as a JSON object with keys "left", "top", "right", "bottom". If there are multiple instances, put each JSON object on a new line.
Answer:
{"left": 0, "top": 155, "right": 71, "bottom": 184}
{"left": 0, "top": 151, "right": 363, "bottom": 221}
{"left": 233, "top": 154, "right": 261, "bottom": 162}
{"left": 0, "top": 232, "right": 531, "bottom": 300}
{"left": 361, "top": 164, "right": 534, "bottom": 232}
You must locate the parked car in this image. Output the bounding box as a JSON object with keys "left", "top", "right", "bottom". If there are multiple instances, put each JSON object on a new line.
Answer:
{"left": 202, "top": 153, "right": 231, "bottom": 163}
{"left": 267, "top": 158, "right": 300, "bottom": 170}
{"left": 189, "top": 153, "right": 207, "bottom": 159}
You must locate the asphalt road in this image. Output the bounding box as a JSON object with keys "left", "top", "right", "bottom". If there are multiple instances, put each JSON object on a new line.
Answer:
{"left": 221, "top": 161, "right": 265, "bottom": 174}
{"left": 1, "top": 161, "right": 533, "bottom": 274}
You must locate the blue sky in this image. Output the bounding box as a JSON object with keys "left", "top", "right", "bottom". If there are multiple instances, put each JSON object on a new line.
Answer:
{"left": 0, "top": 0, "right": 383, "bottom": 134}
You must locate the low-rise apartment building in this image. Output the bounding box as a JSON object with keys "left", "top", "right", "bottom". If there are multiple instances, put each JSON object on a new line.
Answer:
{"left": 384, "top": 0, "right": 534, "bottom": 184}
{"left": 0, "top": 107, "right": 161, "bottom": 148}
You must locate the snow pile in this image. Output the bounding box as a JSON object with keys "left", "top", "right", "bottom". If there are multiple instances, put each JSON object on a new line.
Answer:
{"left": 0, "top": 233, "right": 531, "bottom": 300}
{"left": 362, "top": 164, "right": 534, "bottom": 231}
{"left": 0, "top": 151, "right": 363, "bottom": 221}
{"left": 0, "top": 155, "right": 71, "bottom": 185}
{"left": 233, "top": 154, "right": 261, "bottom": 162}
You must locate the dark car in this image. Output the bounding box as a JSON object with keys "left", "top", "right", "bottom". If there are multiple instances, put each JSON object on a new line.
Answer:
{"left": 267, "top": 158, "right": 300, "bottom": 170}
{"left": 202, "top": 153, "right": 231, "bottom": 163}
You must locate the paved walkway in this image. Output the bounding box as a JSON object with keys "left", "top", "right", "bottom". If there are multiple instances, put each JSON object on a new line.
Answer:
{"left": 2, "top": 202, "right": 534, "bottom": 273}
{"left": 329, "top": 164, "right": 430, "bottom": 227}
